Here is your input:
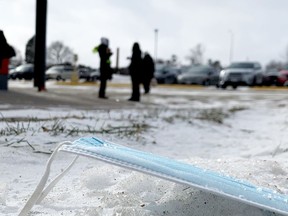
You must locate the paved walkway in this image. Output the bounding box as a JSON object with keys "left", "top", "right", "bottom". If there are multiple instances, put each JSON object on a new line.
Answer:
{"left": 0, "top": 86, "right": 138, "bottom": 110}
{"left": 2, "top": 79, "right": 288, "bottom": 110}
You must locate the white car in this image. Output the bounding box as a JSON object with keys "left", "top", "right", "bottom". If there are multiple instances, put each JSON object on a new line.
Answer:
{"left": 46, "top": 65, "right": 78, "bottom": 81}
{"left": 219, "top": 62, "right": 263, "bottom": 89}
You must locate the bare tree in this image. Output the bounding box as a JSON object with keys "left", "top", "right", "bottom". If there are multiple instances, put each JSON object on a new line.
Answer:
{"left": 186, "top": 43, "right": 205, "bottom": 66}
{"left": 10, "top": 46, "right": 23, "bottom": 66}
{"left": 265, "top": 60, "right": 283, "bottom": 71}
{"left": 47, "top": 41, "right": 74, "bottom": 65}
{"left": 171, "top": 54, "right": 178, "bottom": 65}
{"left": 282, "top": 45, "right": 288, "bottom": 65}
{"left": 25, "top": 36, "right": 35, "bottom": 63}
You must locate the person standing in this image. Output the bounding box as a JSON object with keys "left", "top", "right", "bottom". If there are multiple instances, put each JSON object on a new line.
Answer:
{"left": 128, "top": 42, "right": 142, "bottom": 102}
{"left": 0, "top": 30, "right": 15, "bottom": 91}
{"left": 93, "top": 37, "right": 113, "bottom": 99}
{"left": 142, "top": 52, "right": 155, "bottom": 94}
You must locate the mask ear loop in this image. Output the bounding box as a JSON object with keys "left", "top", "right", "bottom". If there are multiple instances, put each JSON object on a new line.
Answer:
{"left": 36, "top": 154, "right": 79, "bottom": 204}
{"left": 19, "top": 141, "right": 79, "bottom": 216}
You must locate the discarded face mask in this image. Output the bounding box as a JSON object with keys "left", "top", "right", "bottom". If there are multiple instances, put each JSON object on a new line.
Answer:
{"left": 19, "top": 137, "right": 288, "bottom": 216}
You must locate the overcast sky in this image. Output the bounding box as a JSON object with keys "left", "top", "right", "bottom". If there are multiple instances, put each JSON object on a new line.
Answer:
{"left": 1, "top": 0, "right": 288, "bottom": 68}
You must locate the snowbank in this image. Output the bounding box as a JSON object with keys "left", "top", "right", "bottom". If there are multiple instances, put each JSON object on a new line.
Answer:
{"left": 0, "top": 81, "right": 288, "bottom": 215}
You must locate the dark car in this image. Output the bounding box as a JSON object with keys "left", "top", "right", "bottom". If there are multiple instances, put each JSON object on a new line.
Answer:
{"left": 154, "top": 65, "right": 180, "bottom": 84}
{"left": 79, "top": 67, "right": 93, "bottom": 81}
{"left": 9, "top": 64, "right": 34, "bottom": 80}
{"left": 177, "top": 65, "right": 219, "bottom": 86}
{"left": 277, "top": 70, "right": 288, "bottom": 86}
{"left": 262, "top": 69, "right": 281, "bottom": 86}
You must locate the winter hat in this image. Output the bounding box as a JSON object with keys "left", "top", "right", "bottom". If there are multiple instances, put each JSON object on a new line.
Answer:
{"left": 100, "top": 37, "right": 109, "bottom": 46}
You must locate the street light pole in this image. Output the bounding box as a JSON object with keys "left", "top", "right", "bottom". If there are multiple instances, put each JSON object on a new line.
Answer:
{"left": 229, "top": 30, "right": 234, "bottom": 64}
{"left": 34, "top": 0, "right": 47, "bottom": 91}
{"left": 154, "top": 29, "right": 158, "bottom": 63}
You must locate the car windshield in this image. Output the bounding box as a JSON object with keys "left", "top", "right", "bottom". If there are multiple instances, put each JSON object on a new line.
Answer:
{"left": 155, "top": 64, "right": 165, "bottom": 71}
{"left": 187, "top": 66, "right": 212, "bottom": 74}
{"left": 64, "top": 67, "right": 73, "bottom": 71}
{"left": 15, "top": 65, "right": 32, "bottom": 72}
{"left": 228, "top": 63, "right": 254, "bottom": 69}
{"left": 47, "top": 66, "right": 62, "bottom": 72}
{"left": 156, "top": 66, "right": 178, "bottom": 74}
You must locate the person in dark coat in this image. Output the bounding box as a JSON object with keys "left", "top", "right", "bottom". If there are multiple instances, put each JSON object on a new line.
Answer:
{"left": 142, "top": 52, "right": 155, "bottom": 94}
{"left": 93, "top": 37, "right": 113, "bottom": 99}
{"left": 0, "top": 30, "right": 15, "bottom": 67}
{"left": 0, "top": 30, "right": 15, "bottom": 90}
{"left": 128, "top": 42, "right": 142, "bottom": 102}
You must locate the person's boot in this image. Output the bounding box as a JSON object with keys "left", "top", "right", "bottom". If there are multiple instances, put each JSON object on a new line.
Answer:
{"left": 128, "top": 98, "right": 140, "bottom": 102}
{"left": 99, "top": 95, "right": 108, "bottom": 99}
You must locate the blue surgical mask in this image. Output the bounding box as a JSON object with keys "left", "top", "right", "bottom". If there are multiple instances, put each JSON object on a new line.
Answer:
{"left": 19, "top": 137, "right": 288, "bottom": 216}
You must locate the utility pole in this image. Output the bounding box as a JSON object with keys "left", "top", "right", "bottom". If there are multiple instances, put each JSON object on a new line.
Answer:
{"left": 229, "top": 30, "right": 234, "bottom": 64}
{"left": 34, "top": 0, "right": 47, "bottom": 91}
{"left": 115, "top": 48, "right": 119, "bottom": 72}
{"left": 154, "top": 29, "right": 158, "bottom": 63}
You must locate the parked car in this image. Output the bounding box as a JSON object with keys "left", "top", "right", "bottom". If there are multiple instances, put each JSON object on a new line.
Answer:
{"left": 219, "top": 62, "right": 263, "bottom": 89}
{"left": 79, "top": 67, "right": 93, "bottom": 81}
{"left": 88, "top": 69, "right": 100, "bottom": 81}
{"left": 8, "top": 64, "right": 34, "bottom": 80}
{"left": 277, "top": 69, "right": 288, "bottom": 86}
{"left": 46, "top": 65, "right": 78, "bottom": 81}
{"left": 262, "top": 69, "right": 281, "bottom": 86}
{"left": 8, "top": 64, "right": 16, "bottom": 71}
{"left": 154, "top": 65, "right": 180, "bottom": 84}
{"left": 118, "top": 67, "right": 130, "bottom": 75}
{"left": 177, "top": 65, "right": 219, "bottom": 86}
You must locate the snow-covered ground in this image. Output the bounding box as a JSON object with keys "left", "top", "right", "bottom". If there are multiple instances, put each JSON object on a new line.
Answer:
{"left": 1, "top": 77, "right": 288, "bottom": 215}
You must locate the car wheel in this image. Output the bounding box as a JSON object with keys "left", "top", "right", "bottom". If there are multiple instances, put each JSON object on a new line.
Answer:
{"left": 250, "top": 76, "right": 257, "bottom": 86}
{"left": 232, "top": 85, "right": 238, "bottom": 89}
{"left": 56, "top": 76, "right": 62, "bottom": 81}
{"left": 157, "top": 80, "right": 163, "bottom": 84}
{"left": 220, "top": 84, "right": 227, "bottom": 89}
{"left": 164, "top": 76, "right": 176, "bottom": 84}
{"left": 202, "top": 80, "right": 210, "bottom": 86}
